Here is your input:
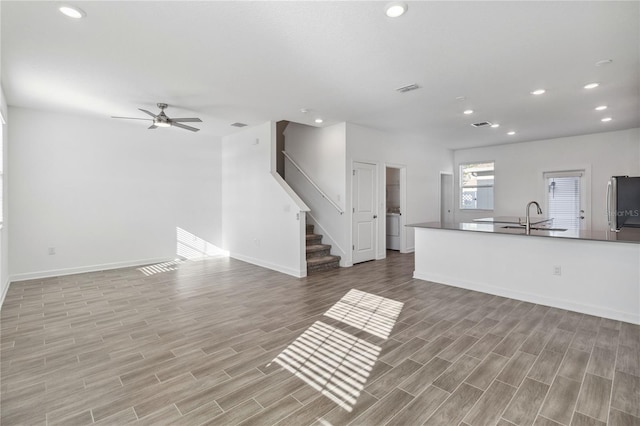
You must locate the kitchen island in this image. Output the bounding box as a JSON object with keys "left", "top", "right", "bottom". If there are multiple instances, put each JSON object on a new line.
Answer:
{"left": 410, "top": 221, "right": 640, "bottom": 324}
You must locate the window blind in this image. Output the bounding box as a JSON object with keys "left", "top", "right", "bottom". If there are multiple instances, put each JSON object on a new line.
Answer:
{"left": 546, "top": 175, "right": 581, "bottom": 230}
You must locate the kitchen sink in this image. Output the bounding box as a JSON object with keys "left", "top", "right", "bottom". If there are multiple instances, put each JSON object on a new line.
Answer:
{"left": 501, "top": 225, "right": 568, "bottom": 232}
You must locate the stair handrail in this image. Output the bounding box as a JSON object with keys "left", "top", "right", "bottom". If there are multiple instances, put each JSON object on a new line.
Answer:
{"left": 282, "top": 151, "right": 344, "bottom": 215}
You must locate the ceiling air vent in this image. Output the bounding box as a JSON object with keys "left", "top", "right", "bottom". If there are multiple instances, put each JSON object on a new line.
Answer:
{"left": 230, "top": 122, "right": 248, "bottom": 128}
{"left": 395, "top": 83, "right": 420, "bottom": 93}
{"left": 471, "top": 121, "right": 493, "bottom": 128}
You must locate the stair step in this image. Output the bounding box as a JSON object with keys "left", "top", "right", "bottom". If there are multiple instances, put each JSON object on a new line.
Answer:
{"left": 306, "top": 244, "right": 331, "bottom": 259}
{"left": 306, "top": 224, "right": 314, "bottom": 235}
{"left": 305, "top": 234, "right": 322, "bottom": 245}
{"left": 307, "top": 255, "right": 341, "bottom": 274}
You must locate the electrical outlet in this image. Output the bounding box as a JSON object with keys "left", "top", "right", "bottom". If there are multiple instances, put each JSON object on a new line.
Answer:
{"left": 553, "top": 265, "right": 562, "bottom": 276}
{"left": 48, "top": 247, "right": 56, "bottom": 255}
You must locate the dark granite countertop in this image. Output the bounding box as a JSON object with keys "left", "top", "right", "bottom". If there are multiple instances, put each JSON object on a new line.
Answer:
{"left": 408, "top": 221, "right": 640, "bottom": 244}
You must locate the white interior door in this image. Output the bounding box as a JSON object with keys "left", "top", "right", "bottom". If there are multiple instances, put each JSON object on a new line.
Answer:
{"left": 352, "top": 162, "right": 377, "bottom": 264}
{"left": 440, "top": 172, "right": 454, "bottom": 223}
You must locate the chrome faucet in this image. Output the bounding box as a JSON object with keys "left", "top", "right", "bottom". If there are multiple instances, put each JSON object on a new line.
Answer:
{"left": 525, "top": 201, "right": 543, "bottom": 234}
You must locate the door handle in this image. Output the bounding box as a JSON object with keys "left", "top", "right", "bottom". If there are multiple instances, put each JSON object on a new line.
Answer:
{"left": 373, "top": 215, "right": 378, "bottom": 219}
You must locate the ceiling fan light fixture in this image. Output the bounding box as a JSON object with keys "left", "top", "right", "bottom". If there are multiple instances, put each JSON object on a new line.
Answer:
{"left": 59, "top": 4, "right": 86, "bottom": 19}
{"left": 155, "top": 121, "right": 171, "bottom": 128}
{"left": 385, "top": 2, "right": 408, "bottom": 18}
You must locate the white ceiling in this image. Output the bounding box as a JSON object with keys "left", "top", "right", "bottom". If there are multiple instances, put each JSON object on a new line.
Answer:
{"left": 2, "top": 1, "right": 639, "bottom": 149}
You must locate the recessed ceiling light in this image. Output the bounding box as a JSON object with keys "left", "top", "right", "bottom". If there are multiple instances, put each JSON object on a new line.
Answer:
{"left": 385, "top": 2, "right": 408, "bottom": 18}
{"left": 507, "top": 131, "right": 516, "bottom": 136}
{"left": 530, "top": 89, "right": 546, "bottom": 95}
{"left": 601, "top": 117, "right": 612, "bottom": 122}
{"left": 595, "top": 105, "right": 608, "bottom": 111}
{"left": 463, "top": 109, "right": 474, "bottom": 115}
{"left": 584, "top": 83, "right": 599, "bottom": 89}
{"left": 491, "top": 123, "right": 500, "bottom": 128}
{"left": 595, "top": 59, "right": 613, "bottom": 66}
{"left": 59, "top": 5, "right": 86, "bottom": 19}
{"left": 315, "top": 118, "right": 324, "bottom": 124}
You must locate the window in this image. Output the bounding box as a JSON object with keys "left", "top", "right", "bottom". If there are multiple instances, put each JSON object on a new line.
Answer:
{"left": 460, "top": 162, "right": 494, "bottom": 210}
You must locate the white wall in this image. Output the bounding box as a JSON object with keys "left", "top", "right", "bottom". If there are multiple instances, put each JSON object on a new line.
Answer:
{"left": 8, "top": 107, "right": 222, "bottom": 280}
{"left": 346, "top": 123, "right": 453, "bottom": 257}
{"left": 284, "top": 123, "right": 347, "bottom": 207}
{"left": 284, "top": 122, "right": 348, "bottom": 263}
{"left": 0, "top": 85, "right": 9, "bottom": 306}
{"left": 222, "top": 121, "right": 307, "bottom": 277}
{"left": 454, "top": 128, "right": 640, "bottom": 230}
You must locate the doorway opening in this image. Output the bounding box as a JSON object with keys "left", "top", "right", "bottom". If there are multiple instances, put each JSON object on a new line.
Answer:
{"left": 385, "top": 165, "right": 406, "bottom": 252}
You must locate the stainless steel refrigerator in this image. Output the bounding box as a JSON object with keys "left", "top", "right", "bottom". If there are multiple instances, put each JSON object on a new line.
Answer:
{"left": 607, "top": 176, "right": 640, "bottom": 231}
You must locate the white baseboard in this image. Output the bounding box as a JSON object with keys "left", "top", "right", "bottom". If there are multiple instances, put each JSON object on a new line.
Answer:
{"left": 229, "top": 252, "right": 304, "bottom": 278}
{"left": 0, "top": 276, "right": 10, "bottom": 310}
{"left": 9, "top": 257, "right": 174, "bottom": 283}
{"left": 413, "top": 271, "right": 640, "bottom": 325}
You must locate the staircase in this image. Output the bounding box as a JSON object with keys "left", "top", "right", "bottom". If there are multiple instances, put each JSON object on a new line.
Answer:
{"left": 306, "top": 223, "right": 341, "bottom": 274}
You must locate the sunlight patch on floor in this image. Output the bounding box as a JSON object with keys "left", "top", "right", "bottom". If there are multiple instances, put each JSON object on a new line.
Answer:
{"left": 270, "top": 289, "right": 404, "bottom": 412}
{"left": 272, "top": 321, "right": 381, "bottom": 412}
{"left": 323, "top": 289, "right": 404, "bottom": 339}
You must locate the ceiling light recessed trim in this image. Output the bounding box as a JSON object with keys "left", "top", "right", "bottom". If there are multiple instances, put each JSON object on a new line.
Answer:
{"left": 463, "top": 109, "right": 474, "bottom": 115}
{"left": 584, "top": 82, "right": 600, "bottom": 89}
{"left": 601, "top": 117, "right": 612, "bottom": 122}
{"left": 490, "top": 123, "right": 500, "bottom": 128}
{"left": 315, "top": 118, "right": 324, "bottom": 124}
{"left": 385, "top": 2, "right": 408, "bottom": 18}
{"left": 59, "top": 4, "right": 86, "bottom": 19}
{"left": 595, "top": 105, "right": 608, "bottom": 111}
{"left": 507, "top": 131, "right": 516, "bottom": 136}
{"left": 595, "top": 59, "right": 613, "bottom": 66}
{"left": 530, "top": 89, "right": 546, "bottom": 95}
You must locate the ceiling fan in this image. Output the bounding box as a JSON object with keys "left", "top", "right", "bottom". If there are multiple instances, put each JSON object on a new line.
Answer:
{"left": 112, "top": 103, "right": 202, "bottom": 132}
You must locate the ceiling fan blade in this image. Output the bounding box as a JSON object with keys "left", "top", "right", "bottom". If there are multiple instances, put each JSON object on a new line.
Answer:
{"left": 170, "top": 118, "right": 202, "bottom": 123}
{"left": 148, "top": 124, "right": 158, "bottom": 129}
{"left": 171, "top": 122, "right": 200, "bottom": 132}
{"left": 111, "top": 116, "right": 153, "bottom": 121}
{"left": 138, "top": 108, "right": 157, "bottom": 118}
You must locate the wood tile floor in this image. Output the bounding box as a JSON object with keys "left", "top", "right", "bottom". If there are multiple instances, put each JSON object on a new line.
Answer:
{"left": 1, "top": 251, "right": 638, "bottom": 425}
